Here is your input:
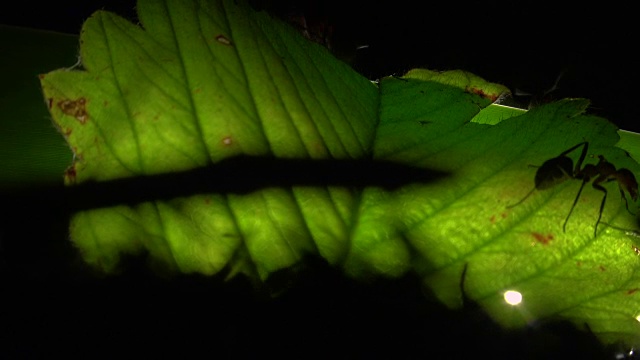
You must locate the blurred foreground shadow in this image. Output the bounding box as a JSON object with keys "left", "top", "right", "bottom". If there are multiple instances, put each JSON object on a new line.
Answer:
{"left": 0, "top": 157, "right": 628, "bottom": 359}
{"left": 2, "top": 156, "right": 448, "bottom": 211}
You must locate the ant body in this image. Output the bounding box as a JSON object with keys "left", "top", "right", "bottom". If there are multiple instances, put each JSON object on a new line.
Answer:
{"left": 508, "top": 142, "right": 639, "bottom": 237}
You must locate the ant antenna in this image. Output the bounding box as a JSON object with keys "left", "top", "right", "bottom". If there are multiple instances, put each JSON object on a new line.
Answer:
{"left": 506, "top": 188, "right": 536, "bottom": 209}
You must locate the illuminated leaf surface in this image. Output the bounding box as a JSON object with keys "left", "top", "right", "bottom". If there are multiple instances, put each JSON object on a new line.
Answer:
{"left": 39, "top": 0, "right": 640, "bottom": 346}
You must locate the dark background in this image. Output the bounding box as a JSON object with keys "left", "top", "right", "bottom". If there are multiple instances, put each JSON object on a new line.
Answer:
{"left": 1, "top": 1, "right": 637, "bottom": 358}
{"left": 2, "top": 0, "right": 638, "bottom": 133}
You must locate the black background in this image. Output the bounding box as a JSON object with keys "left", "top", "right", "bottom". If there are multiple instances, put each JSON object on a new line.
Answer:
{"left": 1, "top": 1, "right": 638, "bottom": 358}
{"left": 2, "top": 0, "right": 639, "bottom": 132}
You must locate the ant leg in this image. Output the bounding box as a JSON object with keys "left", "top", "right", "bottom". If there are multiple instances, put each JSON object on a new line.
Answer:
{"left": 460, "top": 263, "right": 470, "bottom": 307}
{"left": 571, "top": 142, "right": 589, "bottom": 176}
{"left": 615, "top": 168, "right": 639, "bottom": 215}
{"left": 563, "top": 179, "right": 588, "bottom": 232}
{"left": 619, "top": 188, "right": 634, "bottom": 215}
{"left": 592, "top": 180, "right": 608, "bottom": 238}
{"left": 557, "top": 141, "right": 587, "bottom": 159}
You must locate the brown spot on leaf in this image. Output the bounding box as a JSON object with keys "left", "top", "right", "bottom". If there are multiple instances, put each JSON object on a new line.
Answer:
{"left": 48, "top": 98, "right": 54, "bottom": 109}
{"left": 58, "top": 98, "right": 88, "bottom": 124}
{"left": 465, "top": 86, "right": 499, "bottom": 102}
{"left": 599, "top": 265, "right": 606, "bottom": 272}
{"left": 627, "top": 288, "right": 640, "bottom": 295}
{"left": 216, "top": 35, "right": 233, "bottom": 46}
{"left": 64, "top": 164, "right": 77, "bottom": 184}
{"left": 489, "top": 215, "right": 496, "bottom": 224}
{"left": 531, "top": 232, "right": 553, "bottom": 245}
{"left": 222, "top": 136, "right": 232, "bottom": 146}
{"left": 633, "top": 245, "right": 640, "bottom": 256}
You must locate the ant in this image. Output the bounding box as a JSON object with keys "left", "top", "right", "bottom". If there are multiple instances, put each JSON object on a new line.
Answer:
{"left": 507, "top": 142, "right": 639, "bottom": 237}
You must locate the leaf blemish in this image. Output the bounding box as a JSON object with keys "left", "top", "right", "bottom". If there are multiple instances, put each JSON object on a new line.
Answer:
{"left": 627, "top": 288, "right": 640, "bottom": 295}
{"left": 64, "top": 164, "right": 77, "bottom": 184}
{"left": 215, "top": 34, "right": 232, "bottom": 46}
{"left": 222, "top": 136, "right": 232, "bottom": 146}
{"left": 58, "top": 97, "right": 88, "bottom": 124}
{"left": 531, "top": 232, "right": 553, "bottom": 245}
{"left": 465, "top": 86, "right": 499, "bottom": 102}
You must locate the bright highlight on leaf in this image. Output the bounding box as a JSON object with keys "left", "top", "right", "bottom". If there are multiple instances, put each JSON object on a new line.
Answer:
{"left": 503, "top": 290, "right": 523, "bottom": 306}
{"left": 39, "top": 0, "right": 640, "bottom": 348}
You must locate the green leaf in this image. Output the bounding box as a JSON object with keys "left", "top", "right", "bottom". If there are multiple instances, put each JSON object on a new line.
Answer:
{"left": 40, "top": 0, "right": 379, "bottom": 280}
{"left": 39, "top": 0, "right": 640, "bottom": 347}
{"left": 372, "top": 79, "right": 640, "bottom": 346}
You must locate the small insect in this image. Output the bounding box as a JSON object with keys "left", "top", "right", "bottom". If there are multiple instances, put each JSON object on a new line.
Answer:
{"left": 508, "top": 142, "right": 639, "bottom": 237}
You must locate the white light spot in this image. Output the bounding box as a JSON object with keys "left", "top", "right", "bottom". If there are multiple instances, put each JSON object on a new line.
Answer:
{"left": 503, "top": 290, "right": 523, "bottom": 306}
{"left": 635, "top": 314, "right": 640, "bottom": 322}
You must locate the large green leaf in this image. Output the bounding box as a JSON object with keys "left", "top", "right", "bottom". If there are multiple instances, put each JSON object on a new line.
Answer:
{"left": 41, "top": 0, "right": 379, "bottom": 281}
{"left": 39, "top": 0, "right": 640, "bottom": 347}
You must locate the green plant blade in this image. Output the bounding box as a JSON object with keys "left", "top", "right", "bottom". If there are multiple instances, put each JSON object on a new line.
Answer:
{"left": 373, "top": 77, "right": 640, "bottom": 345}
{"left": 38, "top": 0, "right": 640, "bottom": 347}
{"left": 40, "top": 0, "right": 378, "bottom": 279}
